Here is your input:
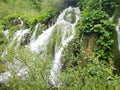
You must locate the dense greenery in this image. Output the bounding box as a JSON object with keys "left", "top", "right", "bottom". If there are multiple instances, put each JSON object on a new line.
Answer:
{"left": 0, "top": 0, "right": 120, "bottom": 90}
{"left": 59, "top": 0, "right": 120, "bottom": 89}
{"left": 77, "top": 0, "right": 119, "bottom": 16}
{"left": 0, "top": 48, "right": 52, "bottom": 90}
{"left": 61, "top": 49, "right": 120, "bottom": 89}
{"left": 76, "top": 10, "right": 115, "bottom": 61}
{"left": 0, "top": 0, "right": 64, "bottom": 30}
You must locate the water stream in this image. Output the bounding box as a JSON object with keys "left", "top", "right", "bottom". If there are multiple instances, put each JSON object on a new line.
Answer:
{"left": 28, "top": 7, "right": 80, "bottom": 86}
{"left": 0, "top": 7, "right": 80, "bottom": 86}
{"left": 116, "top": 18, "right": 120, "bottom": 51}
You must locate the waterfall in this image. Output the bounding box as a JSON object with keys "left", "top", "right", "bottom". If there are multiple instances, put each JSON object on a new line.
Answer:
{"left": 29, "top": 25, "right": 54, "bottom": 53}
{"left": 28, "top": 7, "right": 80, "bottom": 86}
{"left": 3, "top": 30, "right": 9, "bottom": 39}
{"left": 30, "top": 23, "right": 41, "bottom": 42}
{"left": 0, "top": 7, "right": 80, "bottom": 86}
{"left": 116, "top": 18, "right": 120, "bottom": 51}
{"left": 109, "top": 16, "right": 114, "bottom": 22}
{"left": 49, "top": 7, "right": 80, "bottom": 86}
{"left": 9, "top": 28, "right": 30, "bottom": 48}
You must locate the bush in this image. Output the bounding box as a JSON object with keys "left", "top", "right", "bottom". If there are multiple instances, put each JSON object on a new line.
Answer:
{"left": 76, "top": 10, "right": 115, "bottom": 61}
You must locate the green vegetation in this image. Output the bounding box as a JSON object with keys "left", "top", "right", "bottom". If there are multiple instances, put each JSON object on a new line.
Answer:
{"left": 0, "top": 0, "right": 120, "bottom": 90}
{"left": 0, "top": 47, "right": 52, "bottom": 90}
{"left": 77, "top": 0, "right": 119, "bottom": 16}
{"left": 0, "top": 31, "right": 8, "bottom": 55}
{"left": 0, "top": 0, "right": 64, "bottom": 34}
{"left": 76, "top": 10, "right": 115, "bottom": 61}
{"left": 59, "top": 0, "right": 120, "bottom": 89}
{"left": 61, "top": 52, "right": 120, "bottom": 89}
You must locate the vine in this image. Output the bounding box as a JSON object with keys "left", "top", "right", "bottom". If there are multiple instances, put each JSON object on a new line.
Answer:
{"left": 76, "top": 10, "right": 115, "bottom": 61}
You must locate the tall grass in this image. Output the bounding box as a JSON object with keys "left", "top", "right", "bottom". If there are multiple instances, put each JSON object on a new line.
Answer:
{"left": 0, "top": 47, "right": 52, "bottom": 90}
{"left": 0, "top": 1, "right": 40, "bottom": 19}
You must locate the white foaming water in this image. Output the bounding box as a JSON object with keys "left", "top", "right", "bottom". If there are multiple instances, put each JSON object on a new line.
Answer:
{"left": 30, "top": 23, "right": 40, "bottom": 42}
{"left": 9, "top": 28, "right": 30, "bottom": 48}
{"left": 0, "top": 59, "right": 28, "bottom": 83}
{"left": 0, "top": 7, "right": 80, "bottom": 86}
{"left": 0, "top": 71, "right": 11, "bottom": 83}
{"left": 49, "top": 35, "right": 74, "bottom": 86}
{"left": 29, "top": 25, "right": 54, "bottom": 53}
{"left": 29, "top": 7, "right": 80, "bottom": 52}
{"left": 3, "top": 30, "right": 9, "bottom": 39}
{"left": 49, "top": 7, "right": 80, "bottom": 86}
{"left": 28, "top": 7, "right": 80, "bottom": 86}
{"left": 116, "top": 18, "right": 120, "bottom": 51}
{"left": 109, "top": 16, "right": 114, "bottom": 22}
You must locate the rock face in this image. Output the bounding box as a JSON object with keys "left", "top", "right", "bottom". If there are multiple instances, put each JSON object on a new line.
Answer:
{"left": 0, "top": 59, "right": 28, "bottom": 84}
{"left": 14, "top": 18, "right": 23, "bottom": 26}
{"left": 81, "top": 33, "right": 97, "bottom": 68}
{"left": 64, "top": 8, "right": 76, "bottom": 23}
{"left": 0, "top": 71, "right": 11, "bottom": 85}
{"left": 9, "top": 28, "right": 30, "bottom": 48}
{"left": 21, "top": 32, "right": 30, "bottom": 45}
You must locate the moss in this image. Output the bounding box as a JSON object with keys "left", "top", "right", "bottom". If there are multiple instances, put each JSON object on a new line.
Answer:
{"left": 112, "top": 29, "right": 120, "bottom": 74}
{"left": 0, "top": 61, "right": 7, "bottom": 73}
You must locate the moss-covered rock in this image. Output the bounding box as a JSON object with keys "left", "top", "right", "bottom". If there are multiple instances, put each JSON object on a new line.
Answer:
{"left": 64, "top": 7, "right": 76, "bottom": 23}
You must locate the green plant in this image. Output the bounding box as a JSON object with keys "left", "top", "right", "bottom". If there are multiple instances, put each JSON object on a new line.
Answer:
{"left": 77, "top": 0, "right": 119, "bottom": 16}
{"left": 60, "top": 47, "right": 120, "bottom": 90}
{"left": 76, "top": 10, "right": 115, "bottom": 61}
{"left": 0, "top": 47, "right": 52, "bottom": 90}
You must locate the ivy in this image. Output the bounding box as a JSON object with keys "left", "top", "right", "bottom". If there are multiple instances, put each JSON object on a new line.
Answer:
{"left": 76, "top": 10, "right": 115, "bottom": 61}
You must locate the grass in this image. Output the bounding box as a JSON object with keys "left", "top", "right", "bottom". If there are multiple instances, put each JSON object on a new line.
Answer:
{"left": 0, "top": 47, "right": 52, "bottom": 90}
{"left": 0, "top": 1, "right": 40, "bottom": 19}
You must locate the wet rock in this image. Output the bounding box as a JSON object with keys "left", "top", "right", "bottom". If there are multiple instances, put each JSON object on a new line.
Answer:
{"left": 21, "top": 32, "right": 30, "bottom": 45}
{"left": 0, "top": 59, "right": 28, "bottom": 85}
{"left": 64, "top": 7, "right": 76, "bottom": 23}
{"left": 14, "top": 17, "right": 23, "bottom": 26}
{"left": 0, "top": 71, "right": 11, "bottom": 84}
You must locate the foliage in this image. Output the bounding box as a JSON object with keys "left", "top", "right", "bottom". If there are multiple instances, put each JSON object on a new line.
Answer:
{"left": 0, "top": 0, "right": 64, "bottom": 34}
{"left": 0, "top": 0, "right": 40, "bottom": 19}
{"left": 77, "top": 0, "right": 119, "bottom": 16}
{"left": 0, "top": 47, "right": 52, "bottom": 90}
{"left": 40, "top": 0, "right": 64, "bottom": 14}
{"left": 0, "top": 31, "right": 8, "bottom": 55}
{"left": 0, "top": 61, "right": 7, "bottom": 73}
{"left": 0, "top": 0, "right": 120, "bottom": 89}
{"left": 30, "top": 0, "right": 42, "bottom": 11}
{"left": 76, "top": 10, "right": 115, "bottom": 61}
{"left": 60, "top": 52, "right": 120, "bottom": 90}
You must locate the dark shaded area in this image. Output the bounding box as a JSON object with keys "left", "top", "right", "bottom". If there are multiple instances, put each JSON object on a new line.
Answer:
{"left": 64, "top": 0, "right": 79, "bottom": 7}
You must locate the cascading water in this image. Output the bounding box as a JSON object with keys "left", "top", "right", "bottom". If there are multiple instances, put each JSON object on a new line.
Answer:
{"left": 0, "top": 7, "right": 80, "bottom": 86}
{"left": 49, "top": 8, "right": 80, "bottom": 86}
{"left": 116, "top": 18, "right": 120, "bottom": 51}
{"left": 30, "top": 23, "right": 39, "bottom": 42}
{"left": 3, "top": 30, "right": 9, "bottom": 39}
{"left": 9, "top": 28, "right": 30, "bottom": 48}
{"left": 28, "top": 7, "right": 80, "bottom": 86}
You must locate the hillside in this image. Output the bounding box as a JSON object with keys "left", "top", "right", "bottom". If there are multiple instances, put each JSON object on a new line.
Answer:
{"left": 0, "top": 0, "right": 120, "bottom": 90}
